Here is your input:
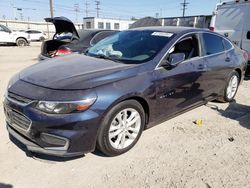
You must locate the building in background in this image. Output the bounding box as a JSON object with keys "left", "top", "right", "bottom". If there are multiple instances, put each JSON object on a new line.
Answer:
{"left": 161, "top": 15, "right": 212, "bottom": 28}
{"left": 83, "top": 17, "right": 134, "bottom": 30}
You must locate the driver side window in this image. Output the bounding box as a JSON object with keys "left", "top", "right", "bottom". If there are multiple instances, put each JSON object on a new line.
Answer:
{"left": 168, "top": 34, "right": 200, "bottom": 61}
{"left": 0, "top": 26, "right": 5, "bottom": 32}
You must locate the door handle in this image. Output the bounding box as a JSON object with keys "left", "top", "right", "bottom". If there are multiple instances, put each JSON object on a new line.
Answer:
{"left": 225, "top": 57, "right": 231, "bottom": 62}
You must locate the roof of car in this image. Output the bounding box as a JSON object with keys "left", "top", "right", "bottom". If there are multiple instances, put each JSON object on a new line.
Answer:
{"left": 129, "top": 26, "right": 206, "bottom": 34}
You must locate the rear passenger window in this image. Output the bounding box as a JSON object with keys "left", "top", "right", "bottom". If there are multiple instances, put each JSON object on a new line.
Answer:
{"left": 202, "top": 33, "right": 224, "bottom": 55}
{"left": 223, "top": 39, "right": 233, "bottom": 50}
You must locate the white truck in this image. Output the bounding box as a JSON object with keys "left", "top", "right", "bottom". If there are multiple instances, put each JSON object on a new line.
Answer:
{"left": 210, "top": 0, "right": 250, "bottom": 74}
{"left": 0, "top": 24, "right": 31, "bottom": 46}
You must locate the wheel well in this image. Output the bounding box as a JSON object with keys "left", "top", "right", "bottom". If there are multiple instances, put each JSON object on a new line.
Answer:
{"left": 124, "top": 97, "right": 150, "bottom": 126}
{"left": 235, "top": 68, "right": 242, "bottom": 81}
{"left": 16, "top": 37, "right": 28, "bottom": 43}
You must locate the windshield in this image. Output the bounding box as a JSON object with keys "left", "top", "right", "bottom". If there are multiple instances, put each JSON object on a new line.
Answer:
{"left": 87, "top": 30, "right": 173, "bottom": 64}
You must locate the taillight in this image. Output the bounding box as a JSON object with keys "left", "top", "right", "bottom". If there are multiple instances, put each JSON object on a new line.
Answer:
{"left": 209, "top": 27, "right": 214, "bottom": 32}
{"left": 54, "top": 48, "right": 72, "bottom": 57}
{"left": 243, "top": 52, "right": 249, "bottom": 61}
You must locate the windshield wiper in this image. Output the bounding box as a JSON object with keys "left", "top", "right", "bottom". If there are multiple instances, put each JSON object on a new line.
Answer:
{"left": 94, "top": 54, "right": 121, "bottom": 63}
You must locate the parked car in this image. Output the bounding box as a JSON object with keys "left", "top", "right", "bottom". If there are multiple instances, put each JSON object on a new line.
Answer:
{"left": 210, "top": 0, "right": 250, "bottom": 75}
{"left": 0, "top": 24, "right": 31, "bottom": 46}
{"left": 39, "top": 17, "right": 118, "bottom": 60}
{"left": 4, "top": 27, "right": 247, "bottom": 157}
{"left": 25, "top": 30, "right": 47, "bottom": 41}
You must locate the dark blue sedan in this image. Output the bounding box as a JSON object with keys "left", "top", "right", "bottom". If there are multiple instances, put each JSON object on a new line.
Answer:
{"left": 3, "top": 27, "right": 248, "bottom": 157}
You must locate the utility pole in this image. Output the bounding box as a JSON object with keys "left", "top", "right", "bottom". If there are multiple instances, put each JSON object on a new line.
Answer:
{"left": 49, "top": 0, "right": 54, "bottom": 18}
{"left": 95, "top": 1, "right": 100, "bottom": 18}
{"left": 74, "top": 3, "right": 79, "bottom": 22}
{"left": 85, "top": 1, "right": 89, "bottom": 17}
{"left": 181, "top": 0, "right": 189, "bottom": 17}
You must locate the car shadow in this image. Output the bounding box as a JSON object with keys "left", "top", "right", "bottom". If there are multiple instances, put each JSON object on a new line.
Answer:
{"left": 0, "top": 183, "right": 13, "bottom": 188}
{"left": 91, "top": 150, "right": 109, "bottom": 157}
{"left": 9, "top": 135, "right": 84, "bottom": 162}
{"left": 206, "top": 100, "right": 250, "bottom": 129}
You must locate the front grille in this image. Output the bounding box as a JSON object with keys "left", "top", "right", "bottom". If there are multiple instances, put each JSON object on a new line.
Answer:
{"left": 5, "top": 108, "right": 32, "bottom": 131}
{"left": 8, "top": 92, "right": 33, "bottom": 104}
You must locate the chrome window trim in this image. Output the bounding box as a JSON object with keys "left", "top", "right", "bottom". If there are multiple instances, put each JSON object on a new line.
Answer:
{"left": 155, "top": 31, "right": 234, "bottom": 70}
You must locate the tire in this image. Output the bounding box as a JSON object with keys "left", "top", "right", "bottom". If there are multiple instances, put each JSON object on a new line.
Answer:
{"left": 97, "top": 100, "right": 145, "bottom": 156}
{"left": 217, "top": 70, "right": 240, "bottom": 102}
{"left": 16, "top": 38, "right": 28, "bottom": 46}
{"left": 39, "top": 37, "right": 45, "bottom": 42}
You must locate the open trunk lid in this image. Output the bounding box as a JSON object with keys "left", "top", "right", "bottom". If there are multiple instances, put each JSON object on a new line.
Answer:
{"left": 45, "top": 17, "right": 80, "bottom": 39}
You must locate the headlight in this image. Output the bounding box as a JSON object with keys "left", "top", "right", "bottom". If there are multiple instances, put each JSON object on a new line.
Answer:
{"left": 35, "top": 98, "right": 96, "bottom": 114}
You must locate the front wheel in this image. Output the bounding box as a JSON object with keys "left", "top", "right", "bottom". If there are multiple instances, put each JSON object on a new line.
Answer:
{"left": 218, "top": 71, "right": 239, "bottom": 102}
{"left": 97, "top": 100, "right": 145, "bottom": 156}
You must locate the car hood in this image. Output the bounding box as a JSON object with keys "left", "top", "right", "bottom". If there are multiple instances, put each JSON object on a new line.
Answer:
{"left": 45, "top": 17, "right": 80, "bottom": 39}
{"left": 20, "top": 54, "right": 135, "bottom": 90}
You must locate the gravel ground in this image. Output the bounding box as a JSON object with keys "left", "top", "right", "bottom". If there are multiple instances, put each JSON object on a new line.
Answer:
{"left": 0, "top": 43, "right": 250, "bottom": 188}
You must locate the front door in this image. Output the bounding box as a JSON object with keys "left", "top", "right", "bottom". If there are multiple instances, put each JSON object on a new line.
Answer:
{"left": 0, "top": 25, "right": 11, "bottom": 43}
{"left": 154, "top": 34, "right": 206, "bottom": 118}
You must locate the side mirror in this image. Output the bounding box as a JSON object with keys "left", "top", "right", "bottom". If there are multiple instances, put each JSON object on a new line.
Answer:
{"left": 169, "top": 53, "right": 185, "bottom": 67}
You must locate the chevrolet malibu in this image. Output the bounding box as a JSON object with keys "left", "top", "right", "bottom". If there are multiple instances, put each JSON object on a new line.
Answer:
{"left": 3, "top": 27, "right": 248, "bottom": 157}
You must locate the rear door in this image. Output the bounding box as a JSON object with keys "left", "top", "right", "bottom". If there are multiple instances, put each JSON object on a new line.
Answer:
{"left": 201, "top": 33, "right": 233, "bottom": 97}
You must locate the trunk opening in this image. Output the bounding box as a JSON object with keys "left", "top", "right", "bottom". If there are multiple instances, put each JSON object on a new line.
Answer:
{"left": 42, "top": 40, "right": 69, "bottom": 57}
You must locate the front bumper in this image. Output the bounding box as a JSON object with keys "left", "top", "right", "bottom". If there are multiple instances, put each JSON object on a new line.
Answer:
{"left": 8, "top": 124, "right": 83, "bottom": 157}
{"left": 3, "top": 90, "right": 101, "bottom": 157}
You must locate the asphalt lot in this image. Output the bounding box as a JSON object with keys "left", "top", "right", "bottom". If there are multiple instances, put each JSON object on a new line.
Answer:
{"left": 0, "top": 43, "right": 250, "bottom": 188}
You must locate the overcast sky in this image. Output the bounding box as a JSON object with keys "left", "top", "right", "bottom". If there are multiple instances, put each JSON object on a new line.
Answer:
{"left": 0, "top": 0, "right": 222, "bottom": 22}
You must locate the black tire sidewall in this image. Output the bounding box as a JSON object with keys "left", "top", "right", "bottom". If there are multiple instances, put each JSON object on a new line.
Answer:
{"left": 39, "top": 37, "right": 45, "bottom": 41}
{"left": 224, "top": 71, "right": 239, "bottom": 102}
{"left": 97, "top": 100, "right": 145, "bottom": 156}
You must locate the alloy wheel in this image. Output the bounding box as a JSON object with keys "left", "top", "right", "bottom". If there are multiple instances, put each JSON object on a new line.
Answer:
{"left": 226, "top": 75, "right": 238, "bottom": 99}
{"left": 108, "top": 108, "right": 141, "bottom": 150}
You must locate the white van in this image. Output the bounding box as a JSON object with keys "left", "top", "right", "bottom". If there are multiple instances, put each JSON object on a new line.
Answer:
{"left": 210, "top": 0, "right": 250, "bottom": 66}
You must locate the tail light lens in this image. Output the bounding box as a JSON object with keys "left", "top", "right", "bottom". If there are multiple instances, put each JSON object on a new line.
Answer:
{"left": 209, "top": 27, "right": 214, "bottom": 32}
{"left": 54, "top": 48, "right": 73, "bottom": 57}
{"left": 243, "top": 52, "right": 249, "bottom": 61}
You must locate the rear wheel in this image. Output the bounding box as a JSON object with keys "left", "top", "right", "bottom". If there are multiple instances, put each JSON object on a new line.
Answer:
{"left": 16, "top": 38, "right": 28, "bottom": 46}
{"left": 39, "top": 37, "right": 45, "bottom": 42}
{"left": 217, "top": 71, "right": 239, "bottom": 102}
{"left": 97, "top": 100, "right": 145, "bottom": 156}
